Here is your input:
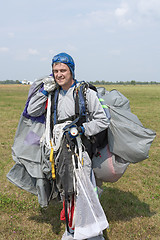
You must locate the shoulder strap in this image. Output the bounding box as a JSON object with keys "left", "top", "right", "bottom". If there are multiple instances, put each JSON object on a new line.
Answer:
{"left": 53, "top": 89, "right": 59, "bottom": 125}
{"left": 74, "top": 81, "right": 88, "bottom": 125}
{"left": 74, "top": 81, "right": 97, "bottom": 123}
{"left": 75, "top": 87, "right": 80, "bottom": 117}
{"left": 88, "top": 83, "right": 97, "bottom": 92}
{"left": 78, "top": 84, "right": 86, "bottom": 116}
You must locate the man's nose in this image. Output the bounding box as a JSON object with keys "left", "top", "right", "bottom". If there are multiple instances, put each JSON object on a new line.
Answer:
{"left": 57, "top": 71, "right": 62, "bottom": 78}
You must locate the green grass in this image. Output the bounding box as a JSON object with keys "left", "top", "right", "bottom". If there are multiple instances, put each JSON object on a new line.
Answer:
{"left": 0, "top": 84, "right": 160, "bottom": 240}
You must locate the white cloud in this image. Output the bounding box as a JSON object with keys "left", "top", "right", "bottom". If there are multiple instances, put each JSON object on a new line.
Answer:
{"left": 73, "top": 3, "right": 133, "bottom": 31}
{"left": 0, "top": 47, "right": 9, "bottom": 52}
{"left": 114, "top": 3, "right": 133, "bottom": 26}
{"left": 115, "top": 5, "right": 128, "bottom": 17}
{"left": 28, "top": 48, "right": 39, "bottom": 55}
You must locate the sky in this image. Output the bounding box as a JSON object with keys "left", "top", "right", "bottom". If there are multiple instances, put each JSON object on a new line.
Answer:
{"left": 0, "top": 0, "right": 160, "bottom": 82}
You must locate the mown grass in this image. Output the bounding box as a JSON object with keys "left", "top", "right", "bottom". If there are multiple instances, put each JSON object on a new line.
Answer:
{"left": 0, "top": 84, "right": 160, "bottom": 240}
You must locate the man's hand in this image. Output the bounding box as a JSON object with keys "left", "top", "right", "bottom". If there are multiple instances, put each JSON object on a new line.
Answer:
{"left": 43, "top": 76, "right": 56, "bottom": 93}
{"left": 77, "top": 126, "right": 85, "bottom": 135}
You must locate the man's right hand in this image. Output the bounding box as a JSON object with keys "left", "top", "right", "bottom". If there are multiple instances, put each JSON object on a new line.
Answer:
{"left": 43, "top": 76, "right": 56, "bottom": 93}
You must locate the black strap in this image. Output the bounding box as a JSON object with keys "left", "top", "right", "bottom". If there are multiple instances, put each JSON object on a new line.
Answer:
{"left": 64, "top": 133, "right": 76, "bottom": 233}
{"left": 57, "top": 115, "right": 77, "bottom": 124}
{"left": 75, "top": 88, "right": 79, "bottom": 117}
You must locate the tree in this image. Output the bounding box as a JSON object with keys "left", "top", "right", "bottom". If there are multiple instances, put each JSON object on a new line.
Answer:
{"left": 131, "top": 80, "right": 136, "bottom": 85}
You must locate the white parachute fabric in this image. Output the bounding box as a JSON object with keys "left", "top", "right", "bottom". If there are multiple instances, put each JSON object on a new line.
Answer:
{"left": 73, "top": 137, "right": 109, "bottom": 240}
{"left": 74, "top": 166, "right": 109, "bottom": 239}
{"left": 45, "top": 94, "right": 52, "bottom": 148}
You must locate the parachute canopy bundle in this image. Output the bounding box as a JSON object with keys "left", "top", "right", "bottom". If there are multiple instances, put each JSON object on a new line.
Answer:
{"left": 96, "top": 87, "right": 156, "bottom": 163}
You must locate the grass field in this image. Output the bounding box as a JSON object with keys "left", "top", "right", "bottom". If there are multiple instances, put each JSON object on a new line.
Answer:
{"left": 0, "top": 84, "right": 160, "bottom": 240}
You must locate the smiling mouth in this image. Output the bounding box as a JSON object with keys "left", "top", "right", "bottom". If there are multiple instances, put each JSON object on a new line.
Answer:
{"left": 57, "top": 79, "right": 64, "bottom": 82}
{"left": 56, "top": 79, "right": 65, "bottom": 84}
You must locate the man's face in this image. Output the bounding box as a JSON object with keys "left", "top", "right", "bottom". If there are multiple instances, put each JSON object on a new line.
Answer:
{"left": 53, "top": 63, "right": 74, "bottom": 91}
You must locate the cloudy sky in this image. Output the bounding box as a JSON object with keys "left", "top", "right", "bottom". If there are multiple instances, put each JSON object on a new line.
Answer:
{"left": 0, "top": 0, "right": 160, "bottom": 82}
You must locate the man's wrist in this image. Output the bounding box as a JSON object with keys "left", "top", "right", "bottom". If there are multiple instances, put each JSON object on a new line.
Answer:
{"left": 78, "top": 126, "right": 85, "bottom": 134}
{"left": 39, "top": 86, "right": 48, "bottom": 96}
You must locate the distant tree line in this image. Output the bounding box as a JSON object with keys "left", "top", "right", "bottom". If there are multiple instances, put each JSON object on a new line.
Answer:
{"left": 0, "top": 80, "right": 21, "bottom": 84}
{"left": 0, "top": 79, "right": 160, "bottom": 85}
{"left": 89, "top": 80, "right": 160, "bottom": 85}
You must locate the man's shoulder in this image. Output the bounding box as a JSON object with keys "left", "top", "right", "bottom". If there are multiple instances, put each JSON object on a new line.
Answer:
{"left": 76, "top": 80, "right": 97, "bottom": 92}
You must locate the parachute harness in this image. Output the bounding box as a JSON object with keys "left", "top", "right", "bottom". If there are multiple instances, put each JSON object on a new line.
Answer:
{"left": 45, "top": 92, "right": 109, "bottom": 237}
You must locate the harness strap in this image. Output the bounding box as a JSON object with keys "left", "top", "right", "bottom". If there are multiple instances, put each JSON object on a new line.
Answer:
{"left": 57, "top": 115, "right": 77, "bottom": 124}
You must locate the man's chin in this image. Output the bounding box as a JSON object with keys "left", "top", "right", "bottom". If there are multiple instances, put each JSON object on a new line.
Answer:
{"left": 56, "top": 80, "right": 64, "bottom": 86}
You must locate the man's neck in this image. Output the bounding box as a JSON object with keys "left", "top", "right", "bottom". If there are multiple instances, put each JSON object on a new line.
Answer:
{"left": 61, "top": 79, "right": 75, "bottom": 91}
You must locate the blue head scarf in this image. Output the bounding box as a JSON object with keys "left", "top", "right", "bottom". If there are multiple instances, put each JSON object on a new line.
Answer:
{"left": 52, "top": 52, "right": 75, "bottom": 79}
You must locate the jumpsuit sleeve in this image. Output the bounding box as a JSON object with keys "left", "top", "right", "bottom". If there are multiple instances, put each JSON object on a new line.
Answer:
{"left": 82, "top": 89, "right": 110, "bottom": 137}
{"left": 27, "top": 87, "right": 48, "bottom": 117}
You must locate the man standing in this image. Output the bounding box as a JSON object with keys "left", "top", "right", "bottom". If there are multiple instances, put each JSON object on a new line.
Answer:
{"left": 11, "top": 52, "right": 110, "bottom": 239}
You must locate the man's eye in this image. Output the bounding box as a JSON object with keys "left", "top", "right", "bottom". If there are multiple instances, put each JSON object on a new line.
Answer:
{"left": 61, "top": 70, "right": 66, "bottom": 73}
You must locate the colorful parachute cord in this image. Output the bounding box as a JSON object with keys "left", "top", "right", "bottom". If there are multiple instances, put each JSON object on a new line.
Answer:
{"left": 49, "top": 141, "right": 56, "bottom": 179}
{"left": 99, "top": 98, "right": 111, "bottom": 119}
